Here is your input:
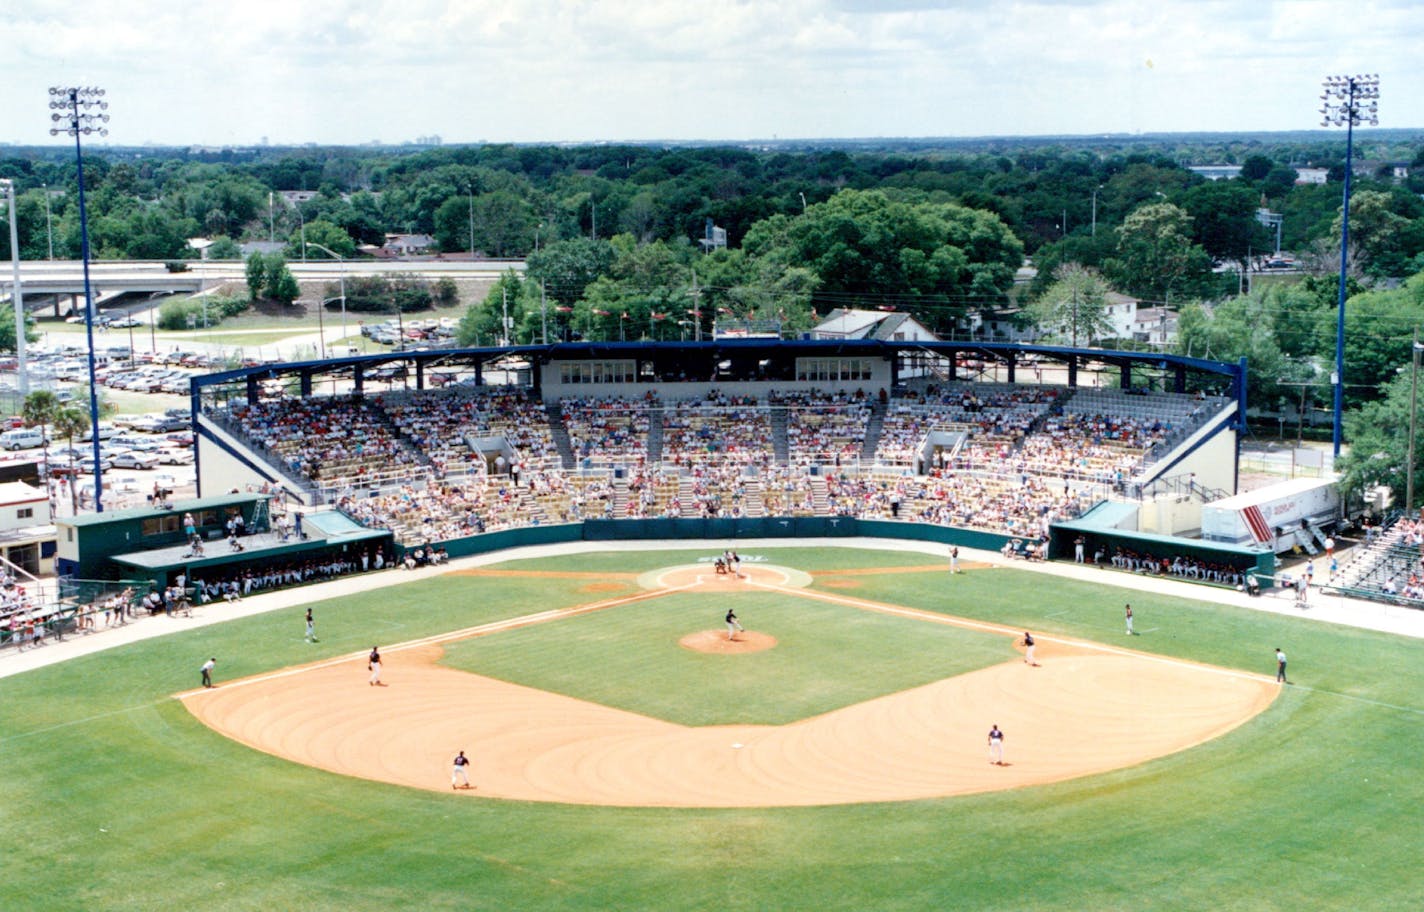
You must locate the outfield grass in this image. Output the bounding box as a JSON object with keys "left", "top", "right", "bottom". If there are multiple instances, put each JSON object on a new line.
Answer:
{"left": 3, "top": 546, "right": 1423, "bottom": 911}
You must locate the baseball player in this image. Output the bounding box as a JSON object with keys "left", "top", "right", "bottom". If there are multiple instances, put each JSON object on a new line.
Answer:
{"left": 451, "top": 750, "right": 471, "bottom": 789}
{"left": 1022, "top": 631, "right": 1037, "bottom": 665}
{"left": 725, "top": 608, "right": 744, "bottom": 641}
{"left": 368, "top": 646, "right": 385, "bottom": 686}
{"left": 304, "top": 608, "right": 317, "bottom": 643}
{"left": 1275, "top": 647, "right": 1288, "bottom": 684}
{"left": 1125, "top": 604, "right": 1134, "bottom": 635}
{"left": 200, "top": 657, "right": 216, "bottom": 688}
{"left": 987, "top": 724, "right": 1005, "bottom": 765}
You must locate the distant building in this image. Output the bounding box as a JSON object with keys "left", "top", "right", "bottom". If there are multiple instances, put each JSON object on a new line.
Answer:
{"left": 811, "top": 308, "right": 937, "bottom": 343}
{"left": 0, "top": 481, "right": 56, "bottom": 576}
{"left": 379, "top": 234, "right": 437, "bottom": 257}
{"left": 1130, "top": 306, "right": 1178, "bottom": 347}
{"left": 1294, "top": 168, "right": 1330, "bottom": 185}
{"left": 1188, "top": 165, "right": 1242, "bottom": 181}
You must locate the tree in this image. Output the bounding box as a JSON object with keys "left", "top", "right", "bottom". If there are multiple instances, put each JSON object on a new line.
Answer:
{"left": 1336, "top": 370, "right": 1415, "bottom": 503}
{"left": 456, "top": 271, "right": 531, "bottom": 346}
{"left": 1312, "top": 271, "right": 1424, "bottom": 409}
{"left": 1328, "top": 189, "right": 1413, "bottom": 277}
{"left": 742, "top": 189, "right": 1023, "bottom": 334}
{"left": 0, "top": 312, "right": 38, "bottom": 353}
{"left": 245, "top": 252, "right": 267, "bottom": 300}
{"left": 1178, "top": 180, "right": 1271, "bottom": 264}
{"left": 526, "top": 237, "right": 616, "bottom": 307}
{"left": 1026, "top": 263, "right": 1115, "bottom": 346}
{"left": 206, "top": 235, "right": 242, "bottom": 259}
{"left": 52, "top": 405, "right": 89, "bottom": 514}
{"left": 1104, "top": 202, "right": 1214, "bottom": 303}
{"left": 287, "top": 218, "right": 356, "bottom": 259}
{"left": 21, "top": 390, "right": 58, "bottom": 475}
{"left": 1240, "top": 155, "right": 1274, "bottom": 183}
{"left": 264, "top": 257, "right": 301, "bottom": 306}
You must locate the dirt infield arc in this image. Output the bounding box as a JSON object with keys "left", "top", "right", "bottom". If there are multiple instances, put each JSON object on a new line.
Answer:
{"left": 181, "top": 563, "right": 1279, "bottom": 808}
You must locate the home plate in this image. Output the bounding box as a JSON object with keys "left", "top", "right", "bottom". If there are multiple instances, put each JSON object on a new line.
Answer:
{"left": 731, "top": 743, "right": 744, "bottom": 749}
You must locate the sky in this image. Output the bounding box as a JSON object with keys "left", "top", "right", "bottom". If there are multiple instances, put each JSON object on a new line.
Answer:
{"left": 4, "top": 0, "right": 1420, "bottom": 147}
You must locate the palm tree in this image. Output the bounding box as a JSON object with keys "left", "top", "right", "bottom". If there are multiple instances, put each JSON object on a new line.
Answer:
{"left": 52, "top": 405, "right": 89, "bottom": 516}
{"left": 21, "top": 390, "right": 59, "bottom": 481}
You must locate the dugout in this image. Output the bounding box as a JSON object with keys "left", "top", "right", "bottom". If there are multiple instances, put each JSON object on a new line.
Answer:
{"left": 55, "top": 494, "right": 393, "bottom": 585}
{"left": 1048, "top": 512, "right": 1275, "bottom": 589}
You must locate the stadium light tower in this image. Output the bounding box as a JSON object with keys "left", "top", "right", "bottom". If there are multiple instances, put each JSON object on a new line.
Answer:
{"left": 0, "top": 178, "right": 27, "bottom": 394}
{"left": 49, "top": 85, "right": 110, "bottom": 511}
{"left": 1320, "top": 73, "right": 1380, "bottom": 459}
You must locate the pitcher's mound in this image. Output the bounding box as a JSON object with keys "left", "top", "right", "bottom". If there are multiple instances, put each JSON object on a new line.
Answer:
{"left": 679, "top": 630, "right": 777, "bottom": 654}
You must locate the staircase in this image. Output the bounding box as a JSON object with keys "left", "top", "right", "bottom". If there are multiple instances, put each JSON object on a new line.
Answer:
{"left": 807, "top": 475, "right": 830, "bottom": 515}
{"left": 545, "top": 403, "right": 575, "bottom": 469}
{"left": 647, "top": 408, "right": 665, "bottom": 462}
{"left": 770, "top": 406, "right": 789, "bottom": 465}
{"left": 611, "top": 479, "right": 631, "bottom": 516}
{"left": 678, "top": 476, "right": 699, "bottom": 517}
{"left": 860, "top": 400, "right": 886, "bottom": 462}
{"left": 743, "top": 478, "right": 766, "bottom": 518}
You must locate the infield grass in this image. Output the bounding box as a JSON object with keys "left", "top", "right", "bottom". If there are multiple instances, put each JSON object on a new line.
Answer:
{"left": 2, "top": 545, "right": 1423, "bottom": 911}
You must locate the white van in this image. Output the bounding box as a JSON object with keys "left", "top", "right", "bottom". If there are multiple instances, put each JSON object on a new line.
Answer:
{"left": 0, "top": 427, "right": 47, "bottom": 450}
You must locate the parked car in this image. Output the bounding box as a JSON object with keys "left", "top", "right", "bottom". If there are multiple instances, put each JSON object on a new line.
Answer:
{"left": 110, "top": 451, "right": 160, "bottom": 470}
{"left": 79, "top": 455, "right": 112, "bottom": 473}
{"left": 1, "top": 428, "right": 48, "bottom": 450}
{"left": 165, "top": 430, "right": 195, "bottom": 447}
{"left": 155, "top": 447, "right": 194, "bottom": 465}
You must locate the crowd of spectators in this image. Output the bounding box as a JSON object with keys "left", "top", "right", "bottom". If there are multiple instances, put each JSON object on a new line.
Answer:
{"left": 661, "top": 392, "right": 773, "bottom": 468}
{"left": 563, "top": 394, "right": 655, "bottom": 465}
{"left": 780, "top": 388, "right": 872, "bottom": 465}
{"left": 229, "top": 395, "right": 420, "bottom": 486}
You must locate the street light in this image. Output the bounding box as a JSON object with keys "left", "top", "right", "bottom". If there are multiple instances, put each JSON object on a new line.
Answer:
{"left": 41, "top": 183, "right": 53, "bottom": 260}
{"left": 48, "top": 85, "right": 109, "bottom": 512}
{"left": 304, "top": 241, "right": 348, "bottom": 354}
{"left": 467, "top": 185, "right": 475, "bottom": 261}
{"left": 1321, "top": 73, "right": 1381, "bottom": 459}
{"left": 0, "top": 178, "right": 28, "bottom": 394}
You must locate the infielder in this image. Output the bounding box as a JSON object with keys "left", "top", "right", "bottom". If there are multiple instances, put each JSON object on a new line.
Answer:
{"left": 451, "top": 750, "right": 471, "bottom": 789}
{"left": 725, "top": 608, "right": 744, "bottom": 641}
{"left": 1022, "top": 631, "right": 1036, "bottom": 665}
{"left": 987, "top": 724, "right": 1005, "bottom": 765}
{"left": 369, "top": 646, "right": 385, "bottom": 686}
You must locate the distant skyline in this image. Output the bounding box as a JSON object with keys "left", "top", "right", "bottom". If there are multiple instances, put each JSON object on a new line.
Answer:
{"left": 5, "top": 0, "right": 1420, "bottom": 148}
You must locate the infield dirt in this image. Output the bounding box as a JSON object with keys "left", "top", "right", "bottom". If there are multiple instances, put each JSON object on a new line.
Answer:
{"left": 182, "top": 562, "right": 1278, "bottom": 808}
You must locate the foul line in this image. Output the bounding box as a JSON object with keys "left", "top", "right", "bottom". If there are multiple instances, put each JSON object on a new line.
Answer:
{"left": 173, "top": 579, "right": 701, "bottom": 700}
{"left": 744, "top": 575, "right": 1278, "bottom": 686}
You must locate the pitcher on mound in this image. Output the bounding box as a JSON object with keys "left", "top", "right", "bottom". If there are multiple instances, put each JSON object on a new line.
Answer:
{"left": 725, "top": 608, "right": 745, "bottom": 641}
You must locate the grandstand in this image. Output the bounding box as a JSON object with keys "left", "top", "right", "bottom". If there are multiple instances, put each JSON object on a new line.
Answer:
{"left": 189, "top": 339, "right": 1250, "bottom": 571}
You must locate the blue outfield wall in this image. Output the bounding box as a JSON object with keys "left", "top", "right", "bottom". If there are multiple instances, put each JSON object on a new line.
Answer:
{"left": 423, "top": 517, "right": 1015, "bottom": 558}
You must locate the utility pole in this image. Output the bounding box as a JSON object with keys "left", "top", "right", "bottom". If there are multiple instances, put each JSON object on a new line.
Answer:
{"left": 540, "top": 281, "right": 548, "bottom": 345}
{"left": 689, "top": 268, "right": 702, "bottom": 342}
{"left": 501, "top": 286, "right": 509, "bottom": 347}
{"left": 467, "top": 186, "right": 475, "bottom": 260}
{"left": 1409, "top": 329, "right": 1421, "bottom": 512}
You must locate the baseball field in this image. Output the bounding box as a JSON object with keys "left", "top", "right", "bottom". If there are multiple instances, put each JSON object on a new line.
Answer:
{"left": 3, "top": 544, "right": 1423, "bottom": 910}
